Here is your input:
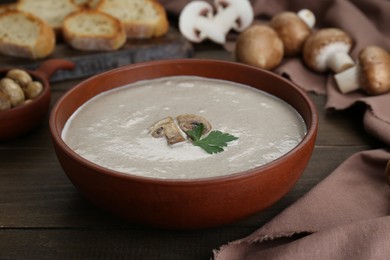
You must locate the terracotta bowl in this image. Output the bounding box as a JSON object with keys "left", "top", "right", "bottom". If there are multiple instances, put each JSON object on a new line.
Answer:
{"left": 0, "top": 59, "right": 74, "bottom": 141}
{"left": 50, "top": 59, "right": 318, "bottom": 229}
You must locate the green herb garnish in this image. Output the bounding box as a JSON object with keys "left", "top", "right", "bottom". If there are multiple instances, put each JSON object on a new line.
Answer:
{"left": 186, "top": 124, "right": 238, "bottom": 154}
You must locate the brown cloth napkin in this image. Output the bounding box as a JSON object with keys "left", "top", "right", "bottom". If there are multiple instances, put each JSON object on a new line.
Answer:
{"left": 214, "top": 149, "right": 390, "bottom": 259}
{"left": 159, "top": 0, "right": 390, "bottom": 258}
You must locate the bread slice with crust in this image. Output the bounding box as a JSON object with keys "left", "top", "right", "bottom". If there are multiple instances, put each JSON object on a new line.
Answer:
{"left": 16, "top": 0, "right": 81, "bottom": 31}
{"left": 96, "top": 0, "right": 169, "bottom": 39}
{"left": 0, "top": 10, "right": 55, "bottom": 59}
{"left": 63, "top": 10, "right": 126, "bottom": 51}
{"left": 0, "top": 3, "right": 16, "bottom": 14}
{"left": 72, "top": 0, "right": 101, "bottom": 8}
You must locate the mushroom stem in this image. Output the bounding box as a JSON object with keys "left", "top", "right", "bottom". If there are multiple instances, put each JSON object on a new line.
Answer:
{"left": 334, "top": 65, "right": 360, "bottom": 94}
{"left": 297, "top": 9, "right": 315, "bottom": 29}
{"left": 326, "top": 52, "right": 355, "bottom": 73}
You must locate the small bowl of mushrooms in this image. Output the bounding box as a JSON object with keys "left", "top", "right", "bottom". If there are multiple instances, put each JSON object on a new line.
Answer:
{"left": 0, "top": 59, "right": 74, "bottom": 140}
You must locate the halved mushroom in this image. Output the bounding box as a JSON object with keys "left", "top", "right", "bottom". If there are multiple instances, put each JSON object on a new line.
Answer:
{"left": 303, "top": 28, "right": 354, "bottom": 73}
{"left": 213, "top": 0, "right": 254, "bottom": 34}
{"left": 149, "top": 116, "right": 186, "bottom": 145}
{"left": 270, "top": 9, "right": 315, "bottom": 56}
{"left": 179, "top": 1, "right": 225, "bottom": 44}
{"left": 0, "top": 78, "right": 25, "bottom": 107}
{"left": 176, "top": 114, "right": 212, "bottom": 136}
{"left": 334, "top": 46, "right": 390, "bottom": 95}
{"left": 6, "top": 69, "right": 32, "bottom": 88}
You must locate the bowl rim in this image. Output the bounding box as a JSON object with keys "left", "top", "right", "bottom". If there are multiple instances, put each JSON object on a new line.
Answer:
{"left": 50, "top": 59, "right": 318, "bottom": 185}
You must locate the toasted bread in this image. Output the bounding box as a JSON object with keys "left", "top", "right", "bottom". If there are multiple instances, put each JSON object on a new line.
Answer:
{"left": 96, "top": 0, "right": 169, "bottom": 39}
{"left": 63, "top": 10, "right": 126, "bottom": 51}
{"left": 0, "top": 10, "right": 55, "bottom": 59}
{"left": 0, "top": 3, "right": 16, "bottom": 14}
{"left": 72, "top": 0, "right": 101, "bottom": 8}
{"left": 16, "top": 0, "right": 81, "bottom": 31}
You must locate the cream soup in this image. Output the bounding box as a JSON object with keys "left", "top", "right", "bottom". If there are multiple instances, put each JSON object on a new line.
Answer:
{"left": 62, "top": 76, "right": 306, "bottom": 179}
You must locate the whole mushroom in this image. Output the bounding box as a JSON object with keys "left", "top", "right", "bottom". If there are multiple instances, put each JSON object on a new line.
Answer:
{"left": 334, "top": 46, "right": 390, "bottom": 95}
{"left": 235, "top": 25, "right": 284, "bottom": 70}
{"left": 6, "top": 69, "right": 32, "bottom": 88}
{"left": 24, "top": 81, "right": 44, "bottom": 99}
{"left": 0, "top": 78, "right": 25, "bottom": 107}
{"left": 303, "top": 28, "right": 355, "bottom": 73}
{"left": 270, "top": 9, "right": 315, "bottom": 56}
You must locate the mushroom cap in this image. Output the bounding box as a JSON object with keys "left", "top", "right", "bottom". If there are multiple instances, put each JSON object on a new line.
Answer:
{"left": 270, "top": 11, "right": 311, "bottom": 56}
{"left": 235, "top": 25, "right": 284, "bottom": 70}
{"left": 179, "top": 1, "right": 214, "bottom": 43}
{"left": 359, "top": 46, "right": 390, "bottom": 95}
{"left": 214, "top": 0, "right": 254, "bottom": 32}
{"left": 303, "top": 28, "right": 353, "bottom": 72}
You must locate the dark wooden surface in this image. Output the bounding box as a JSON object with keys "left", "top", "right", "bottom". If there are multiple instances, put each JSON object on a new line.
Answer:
{"left": 0, "top": 44, "right": 382, "bottom": 260}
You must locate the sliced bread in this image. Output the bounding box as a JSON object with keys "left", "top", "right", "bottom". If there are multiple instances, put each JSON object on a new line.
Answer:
{"left": 16, "top": 0, "right": 81, "bottom": 31}
{"left": 72, "top": 0, "right": 101, "bottom": 8}
{"left": 0, "top": 10, "right": 55, "bottom": 59}
{"left": 96, "top": 0, "right": 169, "bottom": 39}
{"left": 0, "top": 3, "right": 16, "bottom": 14}
{"left": 63, "top": 10, "right": 126, "bottom": 51}
{"left": 71, "top": 0, "right": 90, "bottom": 8}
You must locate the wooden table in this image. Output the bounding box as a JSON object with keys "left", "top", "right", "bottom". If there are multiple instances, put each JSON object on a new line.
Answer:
{"left": 0, "top": 44, "right": 382, "bottom": 259}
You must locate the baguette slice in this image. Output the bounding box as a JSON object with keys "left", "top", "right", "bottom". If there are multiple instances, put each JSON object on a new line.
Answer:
{"left": 72, "top": 0, "right": 101, "bottom": 8}
{"left": 96, "top": 0, "right": 169, "bottom": 39}
{"left": 63, "top": 10, "right": 126, "bottom": 51}
{"left": 16, "top": 0, "right": 81, "bottom": 31}
{"left": 0, "top": 10, "right": 55, "bottom": 59}
{"left": 0, "top": 3, "right": 16, "bottom": 14}
{"left": 72, "top": 0, "right": 90, "bottom": 8}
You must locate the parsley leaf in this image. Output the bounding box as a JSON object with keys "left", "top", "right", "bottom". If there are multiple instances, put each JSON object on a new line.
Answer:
{"left": 186, "top": 124, "right": 238, "bottom": 154}
{"left": 186, "top": 123, "right": 204, "bottom": 142}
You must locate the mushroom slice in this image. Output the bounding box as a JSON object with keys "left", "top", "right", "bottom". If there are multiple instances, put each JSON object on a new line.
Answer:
{"left": 179, "top": 1, "right": 225, "bottom": 44}
{"left": 177, "top": 114, "right": 212, "bottom": 136}
{"left": 213, "top": 0, "right": 254, "bottom": 33}
{"left": 149, "top": 116, "right": 186, "bottom": 145}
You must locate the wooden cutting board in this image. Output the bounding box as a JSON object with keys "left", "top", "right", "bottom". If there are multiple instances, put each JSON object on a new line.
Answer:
{"left": 0, "top": 28, "right": 193, "bottom": 82}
